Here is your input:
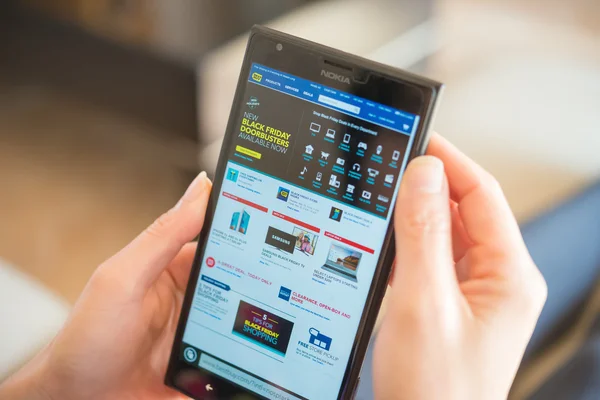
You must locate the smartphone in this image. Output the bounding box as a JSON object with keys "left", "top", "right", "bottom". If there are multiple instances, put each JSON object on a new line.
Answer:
{"left": 166, "top": 26, "right": 443, "bottom": 400}
{"left": 229, "top": 212, "right": 240, "bottom": 231}
{"left": 238, "top": 210, "right": 250, "bottom": 234}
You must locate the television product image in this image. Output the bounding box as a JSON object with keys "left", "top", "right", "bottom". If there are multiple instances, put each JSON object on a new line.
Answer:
{"left": 321, "top": 243, "right": 362, "bottom": 282}
{"left": 292, "top": 227, "right": 318, "bottom": 255}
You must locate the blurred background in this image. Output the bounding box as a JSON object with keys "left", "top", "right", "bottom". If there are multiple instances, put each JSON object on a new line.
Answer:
{"left": 0, "top": 0, "right": 598, "bottom": 398}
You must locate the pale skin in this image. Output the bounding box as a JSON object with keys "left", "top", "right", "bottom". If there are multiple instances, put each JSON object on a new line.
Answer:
{"left": 0, "top": 134, "right": 546, "bottom": 400}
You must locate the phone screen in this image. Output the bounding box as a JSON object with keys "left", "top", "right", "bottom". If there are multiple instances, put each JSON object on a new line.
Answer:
{"left": 178, "top": 62, "right": 421, "bottom": 399}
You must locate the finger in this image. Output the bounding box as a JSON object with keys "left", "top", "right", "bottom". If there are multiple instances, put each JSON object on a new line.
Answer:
{"left": 427, "top": 134, "right": 525, "bottom": 254}
{"left": 451, "top": 201, "right": 473, "bottom": 283}
{"left": 391, "top": 156, "right": 458, "bottom": 302}
{"left": 389, "top": 202, "right": 470, "bottom": 286}
{"left": 166, "top": 242, "right": 198, "bottom": 293}
{"left": 388, "top": 259, "right": 396, "bottom": 288}
{"left": 110, "top": 172, "right": 211, "bottom": 295}
{"left": 450, "top": 200, "right": 472, "bottom": 263}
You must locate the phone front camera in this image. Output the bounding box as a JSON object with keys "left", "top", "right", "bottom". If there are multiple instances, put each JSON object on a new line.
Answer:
{"left": 276, "top": 43, "right": 283, "bottom": 51}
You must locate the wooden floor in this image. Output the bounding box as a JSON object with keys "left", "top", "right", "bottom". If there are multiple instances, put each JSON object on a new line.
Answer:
{"left": 0, "top": 79, "right": 196, "bottom": 303}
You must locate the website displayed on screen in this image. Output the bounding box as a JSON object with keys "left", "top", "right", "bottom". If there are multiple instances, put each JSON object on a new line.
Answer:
{"left": 181, "top": 63, "right": 421, "bottom": 400}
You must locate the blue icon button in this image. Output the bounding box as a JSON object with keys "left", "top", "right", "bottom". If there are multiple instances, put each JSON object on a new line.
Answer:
{"left": 184, "top": 347, "right": 198, "bottom": 363}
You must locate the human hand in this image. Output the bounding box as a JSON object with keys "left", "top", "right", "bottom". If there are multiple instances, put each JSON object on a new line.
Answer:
{"left": 373, "top": 134, "right": 547, "bottom": 400}
{"left": 0, "top": 172, "right": 211, "bottom": 400}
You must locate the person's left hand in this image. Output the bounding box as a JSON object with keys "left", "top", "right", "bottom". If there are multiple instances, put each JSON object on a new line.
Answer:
{"left": 1, "top": 172, "right": 211, "bottom": 400}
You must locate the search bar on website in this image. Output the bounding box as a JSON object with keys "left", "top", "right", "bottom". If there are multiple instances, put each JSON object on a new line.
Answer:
{"left": 318, "top": 95, "right": 360, "bottom": 114}
{"left": 199, "top": 353, "right": 303, "bottom": 400}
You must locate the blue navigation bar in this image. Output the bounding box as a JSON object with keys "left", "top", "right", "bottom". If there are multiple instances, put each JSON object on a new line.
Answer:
{"left": 248, "top": 63, "right": 418, "bottom": 136}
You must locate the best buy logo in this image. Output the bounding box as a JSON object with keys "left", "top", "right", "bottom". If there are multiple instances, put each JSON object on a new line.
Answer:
{"left": 277, "top": 187, "right": 290, "bottom": 202}
{"left": 252, "top": 72, "right": 263, "bottom": 82}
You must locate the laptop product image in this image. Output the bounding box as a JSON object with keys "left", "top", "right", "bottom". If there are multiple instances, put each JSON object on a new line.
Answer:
{"left": 321, "top": 243, "right": 362, "bottom": 282}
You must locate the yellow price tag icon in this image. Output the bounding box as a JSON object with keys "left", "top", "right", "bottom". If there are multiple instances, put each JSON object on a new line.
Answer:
{"left": 251, "top": 72, "right": 263, "bottom": 82}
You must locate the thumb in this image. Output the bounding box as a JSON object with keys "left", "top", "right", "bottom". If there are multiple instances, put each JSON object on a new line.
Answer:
{"left": 107, "top": 171, "right": 212, "bottom": 294}
{"left": 391, "top": 156, "right": 457, "bottom": 304}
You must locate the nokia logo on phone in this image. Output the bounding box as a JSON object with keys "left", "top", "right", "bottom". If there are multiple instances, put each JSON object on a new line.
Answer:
{"left": 320, "top": 69, "right": 351, "bottom": 84}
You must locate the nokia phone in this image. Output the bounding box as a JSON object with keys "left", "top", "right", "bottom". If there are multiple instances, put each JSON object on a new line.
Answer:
{"left": 166, "top": 26, "right": 443, "bottom": 400}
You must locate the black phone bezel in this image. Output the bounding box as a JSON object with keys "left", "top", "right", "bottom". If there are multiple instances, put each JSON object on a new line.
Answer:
{"left": 165, "top": 25, "right": 443, "bottom": 400}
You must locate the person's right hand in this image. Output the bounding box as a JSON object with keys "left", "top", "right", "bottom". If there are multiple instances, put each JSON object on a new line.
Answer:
{"left": 374, "top": 134, "right": 547, "bottom": 400}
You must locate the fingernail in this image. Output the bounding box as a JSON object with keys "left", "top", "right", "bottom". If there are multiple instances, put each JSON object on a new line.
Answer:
{"left": 174, "top": 171, "right": 208, "bottom": 209}
{"left": 404, "top": 156, "right": 444, "bottom": 193}
{"left": 184, "top": 171, "right": 207, "bottom": 197}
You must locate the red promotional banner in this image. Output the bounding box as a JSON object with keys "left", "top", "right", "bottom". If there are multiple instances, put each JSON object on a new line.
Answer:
{"left": 324, "top": 231, "right": 375, "bottom": 254}
{"left": 222, "top": 192, "right": 268, "bottom": 213}
{"left": 272, "top": 211, "right": 321, "bottom": 233}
